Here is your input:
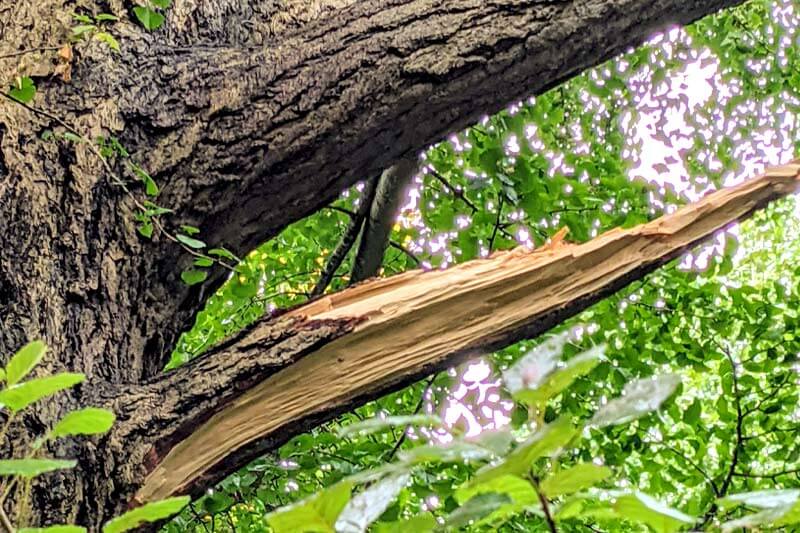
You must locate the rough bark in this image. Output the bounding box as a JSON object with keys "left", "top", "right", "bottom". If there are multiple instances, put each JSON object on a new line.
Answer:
{"left": 1, "top": 0, "right": 745, "bottom": 372}
{"left": 0, "top": 0, "right": 747, "bottom": 526}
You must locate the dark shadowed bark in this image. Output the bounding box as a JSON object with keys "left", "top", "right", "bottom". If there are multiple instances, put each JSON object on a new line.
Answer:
{"left": 351, "top": 156, "right": 417, "bottom": 283}
{"left": 0, "top": 0, "right": 745, "bottom": 526}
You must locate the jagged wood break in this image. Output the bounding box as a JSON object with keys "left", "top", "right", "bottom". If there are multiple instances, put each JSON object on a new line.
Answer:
{"left": 138, "top": 163, "right": 800, "bottom": 502}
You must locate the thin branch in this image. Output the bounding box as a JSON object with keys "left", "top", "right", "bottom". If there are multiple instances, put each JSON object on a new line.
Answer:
{"left": 742, "top": 425, "right": 800, "bottom": 441}
{"left": 389, "top": 241, "right": 421, "bottom": 265}
{"left": 698, "top": 339, "right": 745, "bottom": 528}
{"left": 310, "top": 178, "right": 378, "bottom": 297}
{"left": 383, "top": 374, "right": 438, "bottom": 463}
{"left": 428, "top": 169, "right": 479, "bottom": 214}
{"left": 0, "top": 505, "right": 13, "bottom": 533}
{"left": 719, "top": 342, "right": 744, "bottom": 497}
{"left": 532, "top": 478, "right": 558, "bottom": 533}
{"left": 659, "top": 442, "right": 719, "bottom": 496}
{"left": 733, "top": 468, "right": 800, "bottom": 479}
{"left": 325, "top": 205, "right": 357, "bottom": 218}
{"left": 488, "top": 195, "right": 505, "bottom": 252}
{"left": 189, "top": 503, "right": 211, "bottom": 533}
{"left": 744, "top": 372, "right": 792, "bottom": 417}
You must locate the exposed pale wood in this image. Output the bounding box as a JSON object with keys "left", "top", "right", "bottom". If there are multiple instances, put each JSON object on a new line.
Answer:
{"left": 139, "top": 163, "right": 800, "bottom": 501}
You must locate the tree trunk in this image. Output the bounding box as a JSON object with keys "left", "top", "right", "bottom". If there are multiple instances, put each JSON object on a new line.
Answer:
{"left": 0, "top": 0, "right": 745, "bottom": 526}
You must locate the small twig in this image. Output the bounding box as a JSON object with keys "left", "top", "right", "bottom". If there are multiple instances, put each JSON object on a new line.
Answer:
{"left": 311, "top": 179, "right": 378, "bottom": 297}
{"left": 719, "top": 342, "right": 744, "bottom": 497}
{"left": 428, "top": 169, "right": 479, "bottom": 214}
{"left": 733, "top": 467, "right": 800, "bottom": 478}
{"left": 189, "top": 503, "right": 211, "bottom": 533}
{"left": 389, "top": 240, "right": 420, "bottom": 265}
{"left": 383, "top": 374, "right": 438, "bottom": 463}
{"left": 658, "top": 442, "right": 719, "bottom": 496}
{"left": 488, "top": 195, "right": 505, "bottom": 252}
{"left": 532, "top": 478, "right": 558, "bottom": 533}
{"left": 325, "top": 205, "right": 357, "bottom": 218}
{"left": 698, "top": 339, "right": 744, "bottom": 528}
{"left": 0, "top": 505, "right": 13, "bottom": 533}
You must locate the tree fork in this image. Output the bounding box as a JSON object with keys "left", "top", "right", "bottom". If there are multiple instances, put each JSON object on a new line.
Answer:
{"left": 131, "top": 163, "right": 800, "bottom": 506}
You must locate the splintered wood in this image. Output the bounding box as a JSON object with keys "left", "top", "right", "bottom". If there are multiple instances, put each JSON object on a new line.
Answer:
{"left": 139, "top": 163, "right": 800, "bottom": 502}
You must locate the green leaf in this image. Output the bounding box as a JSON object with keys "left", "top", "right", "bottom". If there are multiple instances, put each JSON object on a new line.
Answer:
{"left": 6, "top": 340, "right": 46, "bottom": 386}
{"left": 445, "top": 492, "right": 513, "bottom": 529}
{"left": 71, "top": 24, "right": 96, "bottom": 36}
{"left": 266, "top": 481, "right": 352, "bottom": 533}
{"left": 472, "top": 418, "right": 577, "bottom": 484}
{"left": 208, "top": 247, "right": 239, "bottom": 262}
{"left": 193, "top": 257, "right": 214, "bottom": 268}
{"left": 176, "top": 234, "right": 206, "bottom": 249}
{"left": 610, "top": 491, "right": 694, "bottom": 533}
{"left": 133, "top": 169, "right": 159, "bottom": 196}
{"left": 398, "top": 441, "right": 495, "bottom": 466}
{"left": 455, "top": 475, "right": 538, "bottom": 526}
{"left": 62, "top": 132, "right": 83, "bottom": 143}
{"left": 137, "top": 221, "right": 153, "bottom": 239}
{"left": 0, "top": 458, "right": 76, "bottom": 478}
{"left": 95, "top": 13, "right": 119, "bottom": 21}
{"left": 9, "top": 77, "right": 36, "bottom": 104}
{"left": 683, "top": 398, "right": 701, "bottom": 425}
{"left": 457, "top": 475, "right": 537, "bottom": 506}
{"left": 510, "top": 345, "right": 604, "bottom": 409}
{"left": 719, "top": 489, "right": 800, "bottom": 509}
{"left": 93, "top": 32, "right": 120, "bottom": 52}
{"left": 335, "top": 473, "right": 409, "bottom": 533}
{"left": 338, "top": 415, "right": 441, "bottom": 437}
{"left": 590, "top": 374, "right": 681, "bottom": 428}
{"left": 540, "top": 463, "right": 612, "bottom": 498}
{"left": 150, "top": 0, "right": 172, "bottom": 8}
{"left": 20, "top": 526, "right": 86, "bottom": 533}
{"left": 502, "top": 331, "right": 571, "bottom": 394}
{"left": 50, "top": 407, "right": 116, "bottom": 439}
{"left": 371, "top": 514, "right": 436, "bottom": 533}
{"left": 0, "top": 373, "right": 85, "bottom": 412}
{"left": 102, "top": 496, "right": 190, "bottom": 533}
{"left": 181, "top": 269, "right": 208, "bottom": 286}
{"left": 180, "top": 225, "right": 200, "bottom": 235}
{"left": 132, "top": 6, "right": 165, "bottom": 31}
{"left": 71, "top": 13, "right": 94, "bottom": 23}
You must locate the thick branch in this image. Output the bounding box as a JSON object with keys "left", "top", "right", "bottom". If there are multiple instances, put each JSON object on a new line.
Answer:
{"left": 94, "top": 316, "right": 359, "bottom": 520}
{"left": 52, "top": 0, "right": 743, "bottom": 364}
{"left": 351, "top": 157, "right": 417, "bottom": 283}
{"left": 132, "top": 162, "right": 800, "bottom": 504}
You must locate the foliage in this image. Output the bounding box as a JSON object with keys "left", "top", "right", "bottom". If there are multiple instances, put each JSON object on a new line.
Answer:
{"left": 0, "top": 342, "right": 188, "bottom": 530}
{"left": 133, "top": 0, "right": 172, "bottom": 31}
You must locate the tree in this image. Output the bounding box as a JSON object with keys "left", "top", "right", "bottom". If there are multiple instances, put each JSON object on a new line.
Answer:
{"left": 0, "top": 0, "right": 759, "bottom": 526}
